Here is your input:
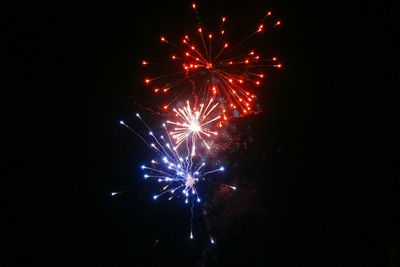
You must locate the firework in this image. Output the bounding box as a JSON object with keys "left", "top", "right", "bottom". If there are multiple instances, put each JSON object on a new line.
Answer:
{"left": 142, "top": 3, "right": 282, "bottom": 118}
{"left": 167, "top": 98, "right": 222, "bottom": 156}
{"left": 114, "top": 1, "right": 284, "bottom": 244}
{"left": 115, "top": 113, "right": 236, "bottom": 240}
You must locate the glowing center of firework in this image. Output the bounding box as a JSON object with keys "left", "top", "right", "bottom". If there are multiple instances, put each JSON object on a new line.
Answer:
{"left": 188, "top": 121, "right": 201, "bottom": 132}
{"left": 167, "top": 99, "right": 220, "bottom": 154}
{"left": 185, "top": 174, "right": 196, "bottom": 187}
{"left": 206, "top": 62, "right": 213, "bottom": 69}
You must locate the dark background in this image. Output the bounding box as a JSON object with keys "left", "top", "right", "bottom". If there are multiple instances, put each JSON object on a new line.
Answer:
{"left": 5, "top": 0, "right": 398, "bottom": 266}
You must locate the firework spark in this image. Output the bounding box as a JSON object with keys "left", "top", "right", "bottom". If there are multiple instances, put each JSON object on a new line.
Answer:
{"left": 142, "top": 3, "right": 282, "bottom": 117}
{"left": 116, "top": 114, "right": 236, "bottom": 240}
{"left": 166, "top": 98, "right": 222, "bottom": 156}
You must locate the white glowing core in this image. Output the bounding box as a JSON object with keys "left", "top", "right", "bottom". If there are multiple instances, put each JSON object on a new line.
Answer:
{"left": 189, "top": 122, "right": 201, "bottom": 132}
{"left": 185, "top": 175, "right": 196, "bottom": 187}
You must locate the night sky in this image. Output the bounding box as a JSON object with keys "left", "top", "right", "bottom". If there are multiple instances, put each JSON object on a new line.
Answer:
{"left": 6, "top": 0, "right": 398, "bottom": 266}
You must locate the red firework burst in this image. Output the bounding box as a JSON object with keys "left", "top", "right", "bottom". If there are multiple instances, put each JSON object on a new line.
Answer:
{"left": 142, "top": 2, "right": 282, "bottom": 119}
